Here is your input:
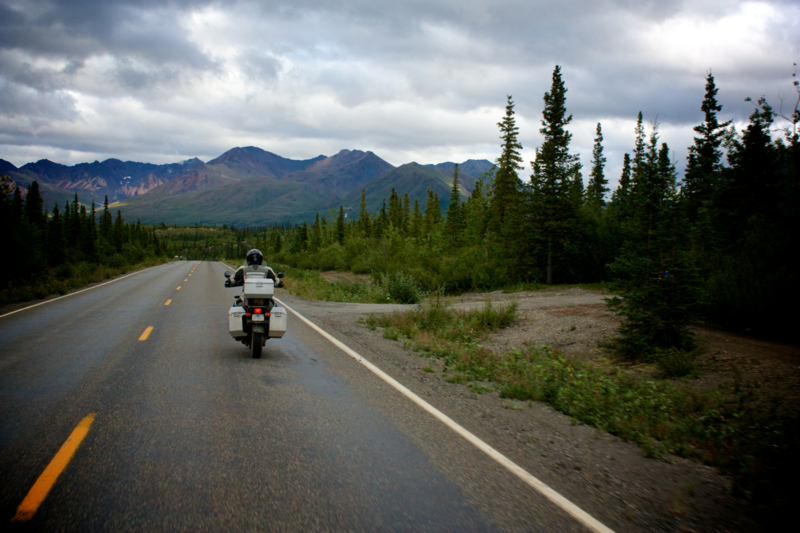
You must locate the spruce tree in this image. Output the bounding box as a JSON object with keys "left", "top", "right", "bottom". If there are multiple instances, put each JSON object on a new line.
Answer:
{"left": 631, "top": 112, "right": 647, "bottom": 186}
{"left": 423, "top": 189, "right": 440, "bottom": 235}
{"left": 48, "top": 202, "right": 66, "bottom": 266}
{"left": 336, "top": 205, "right": 345, "bottom": 245}
{"left": 357, "top": 189, "right": 371, "bottom": 237}
{"left": 607, "top": 123, "right": 701, "bottom": 361}
{"left": 24, "top": 181, "right": 45, "bottom": 229}
{"left": 113, "top": 210, "right": 125, "bottom": 252}
{"left": 444, "top": 164, "right": 463, "bottom": 249}
{"left": 611, "top": 153, "right": 632, "bottom": 220}
{"left": 529, "top": 65, "right": 583, "bottom": 284}
{"left": 410, "top": 199, "right": 423, "bottom": 239}
{"left": 683, "top": 72, "right": 731, "bottom": 221}
{"left": 488, "top": 95, "right": 523, "bottom": 237}
{"left": 100, "top": 195, "right": 113, "bottom": 242}
{"left": 717, "top": 98, "right": 780, "bottom": 241}
{"left": 402, "top": 193, "right": 410, "bottom": 234}
{"left": 374, "top": 199, "right": 388, "bottom": 238}
{"left": 311, "top": 213, "right": 322, "bottom": 251}
{"left": 586, "top": 123, "right": 609, "bottom": 208}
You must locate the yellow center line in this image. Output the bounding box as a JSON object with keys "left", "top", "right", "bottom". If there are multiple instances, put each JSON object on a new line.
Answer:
{"left": 164, "top": 299, "right": 172, "bottom": 306}
{"left": 176, "top": 286, "right": 181, "bottom": 290}
{"left": 139, "top": 326, "right": 154, "bottom": 341}
{"left": 13, "top": 414, "right": 96, "bottom": 522}
{"left": 184, "top": 279, "right": 188, "bottom": 281}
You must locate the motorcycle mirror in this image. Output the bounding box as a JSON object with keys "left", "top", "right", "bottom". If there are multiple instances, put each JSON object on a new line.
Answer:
{"left": 224, "top": 271, "right": 231, "bottom": 278}
{"left": 277, "top": 272, "right": 284, "bottom": 279}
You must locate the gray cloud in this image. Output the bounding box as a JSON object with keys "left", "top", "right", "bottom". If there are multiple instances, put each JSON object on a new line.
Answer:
{"left": 0, "top": 0, "right": 797, "bottom": 187}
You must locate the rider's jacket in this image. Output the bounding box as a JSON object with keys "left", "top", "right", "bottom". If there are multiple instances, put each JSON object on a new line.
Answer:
{"left": 232, "top": 264, "right": 277, "bottom": 286}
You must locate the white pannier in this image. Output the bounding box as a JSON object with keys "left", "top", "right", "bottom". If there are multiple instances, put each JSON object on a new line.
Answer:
{"left": 269, "top": 306, "right": 287, "bottom": 338}
{"left": 228, "top": 306, "right": 246, "bottom": 338}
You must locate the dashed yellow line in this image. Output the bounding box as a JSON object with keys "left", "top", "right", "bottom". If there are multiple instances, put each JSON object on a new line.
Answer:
{"left": 12, "top": 414, "right": 96, "bottom": 522}
{"left": 139, "top": 326, "right": 154, "bottom": 341}
{"left": 164, "top": 299, "right": 172, "bottom": 306}
{"left": 176, "top": 286, "right": 181, "bottom": 291}
{"left": 184, "top": 279, "right": 188, "bottom": 281}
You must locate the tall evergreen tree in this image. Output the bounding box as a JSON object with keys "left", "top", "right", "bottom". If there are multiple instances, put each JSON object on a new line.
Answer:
{"left": 48, "top": 202, "right": 66, "bottom": 266}
{"left": 24, "top": 181, "right": 45, "bottom": 229}
{"left": 612, "top": 153, "right": 632, "bottom": 220}
{"left": 488, "top": 95, "right": 523, "bottom": 237}
{"left": 357, "top": 189, "right": 371, "bottom": 237}
{"left": 444, "top": 164, "right": 463, "bottom": 249}
{"left": 586, "top": 123, "right": 609, "bottom": 208}
{"left": 402, "top": 193, "right": 411, "bottom": 234}
{"left": 718, "top": 98, "right": 781, "bottom": 241}
{"left": 336, "top": 205, "right": 345, "bottom": 245}
{"left": 683, "top": 72, "right": 731, "bottom": 221}
{"left": 410, "top": 199, "right": 423, "bottom": 239}
{"left": 311, "top": 213, "right": 322, "bottom": 251}
{"left": 375, "top": 199, "right": 388, "bottom": 238}
{"left": 631, "top": 112, "right": 647, "bottom": 185}
{"left": 529, "top": 65, "right": 583, "bottom": 284}
{"left": 113, "top": 210, "right": 125, "bottom": 252}
{"left": 100, "top": 195, "right": 113, "bottom": 242}
{"left": 423, "top": 189, "right": 441, "bottom": 235}
{"left": 608, "top": 123, "right": 701, "bottom": 359}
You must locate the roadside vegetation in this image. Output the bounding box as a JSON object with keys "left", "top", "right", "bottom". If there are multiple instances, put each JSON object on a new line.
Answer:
{"left": 365, "top": 297, "right": 799, "bottom": 519}
{"left": 0, "top": 181, "right": 171, "bottom": 306}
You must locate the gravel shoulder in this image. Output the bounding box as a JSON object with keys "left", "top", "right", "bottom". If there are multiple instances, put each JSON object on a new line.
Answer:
{"left": 286, "top": 286, "right": 800, "bottom": 532}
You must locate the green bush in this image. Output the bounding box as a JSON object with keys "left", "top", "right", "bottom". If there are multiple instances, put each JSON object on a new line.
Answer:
{"left": 381, "top": 271, "right": 423, "bottom": 304}
{"left": 653, "top": 347, "right": 698, "bottom": 378}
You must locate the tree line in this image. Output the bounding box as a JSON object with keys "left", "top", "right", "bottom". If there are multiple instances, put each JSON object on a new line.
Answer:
{"left": 270, "top": 65, "right": 798, "bottom": 352}
{"left": 0, "top": 183, "right": 168, "bottom": 294}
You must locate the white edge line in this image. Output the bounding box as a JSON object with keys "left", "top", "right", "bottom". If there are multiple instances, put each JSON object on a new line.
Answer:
{"left": 0, "top": 263, "right": 171, "bottom": 319}
{"left": 270, "top": 292, "right": 615, "bottom": 533}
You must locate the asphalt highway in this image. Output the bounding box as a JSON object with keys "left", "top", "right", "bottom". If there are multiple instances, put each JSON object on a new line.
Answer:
{"left": 0, "top": 261, "right": 605, "bottom": 531}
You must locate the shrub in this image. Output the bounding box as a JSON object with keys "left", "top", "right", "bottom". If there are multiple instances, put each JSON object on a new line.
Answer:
{"left": 654, "top": 347, "right": 698, "bottom": 378}
{"left": 381, "top": 271, "right": 423, "bottom": 304}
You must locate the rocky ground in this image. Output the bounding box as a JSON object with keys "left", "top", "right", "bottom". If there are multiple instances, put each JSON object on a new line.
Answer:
{"left": 302, "top": 281, "right": 800, "bottom": 532}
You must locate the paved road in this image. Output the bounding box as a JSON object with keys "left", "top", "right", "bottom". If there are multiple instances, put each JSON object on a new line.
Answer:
{"left": 0, "top": 261, "right": 598, "bottom": 531}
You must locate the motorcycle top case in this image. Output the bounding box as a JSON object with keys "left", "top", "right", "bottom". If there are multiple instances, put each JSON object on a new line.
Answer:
{"left": 228, "top": 305, "right": 246, "bottom": 338}
{"left": 269, "top": 306, "right": 287, "bottom": 338}
{"left": 244, "top": 277, "right": 274, "bottom": 298}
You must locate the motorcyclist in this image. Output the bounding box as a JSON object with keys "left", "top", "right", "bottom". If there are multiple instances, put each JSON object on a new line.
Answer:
{"left": 227, "top": 249, "right": 283, "bottom": 288}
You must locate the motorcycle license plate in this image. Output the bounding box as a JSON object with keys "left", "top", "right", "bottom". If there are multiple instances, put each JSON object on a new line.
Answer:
{"left": 252, "top": 314, "right": 265, "bottom": 322}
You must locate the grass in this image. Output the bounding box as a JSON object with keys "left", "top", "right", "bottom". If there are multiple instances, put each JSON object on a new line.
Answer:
{"left": 0, "top": 258, "right": 172, "bottom": 306}
{"left": 280, "top": 267, "right": 388, "bottom": 303}
{"left": 365, "top": 296, "right": 800, "bottom": 517}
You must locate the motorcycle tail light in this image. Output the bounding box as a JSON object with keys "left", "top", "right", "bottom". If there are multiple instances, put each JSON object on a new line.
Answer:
{"left": 254, "top": 308, "right": 263, "bottom": 314}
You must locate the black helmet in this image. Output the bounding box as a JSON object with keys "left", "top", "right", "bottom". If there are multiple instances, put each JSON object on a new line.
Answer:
{"left": 246, "top": 249, "right": 264, "bottom": 266}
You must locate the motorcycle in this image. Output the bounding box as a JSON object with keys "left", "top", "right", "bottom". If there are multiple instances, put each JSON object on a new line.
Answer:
{"left": 224, "top": 269, "right": 287, "bottom": 359}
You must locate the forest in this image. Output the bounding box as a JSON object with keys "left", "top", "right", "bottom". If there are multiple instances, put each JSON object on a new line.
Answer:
{"left": 260, "top": 67, "right": 797, "bottom": 352}
{"left": 0, "top": 186, "right": 169, "bottom": 304}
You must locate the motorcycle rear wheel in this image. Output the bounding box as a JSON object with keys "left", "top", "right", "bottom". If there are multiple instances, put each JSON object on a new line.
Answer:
{"left": 251, "top": 331, "right": 263, "bottom": 359}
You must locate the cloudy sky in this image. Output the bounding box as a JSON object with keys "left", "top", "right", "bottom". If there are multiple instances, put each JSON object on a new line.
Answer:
{"left": 1, "top": 0, "right": 798, "bottom": 187}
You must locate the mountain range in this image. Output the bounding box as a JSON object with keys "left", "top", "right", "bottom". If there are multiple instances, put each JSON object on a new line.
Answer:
{"left": 1, "top": 147, "right": 494, "bottom": 226}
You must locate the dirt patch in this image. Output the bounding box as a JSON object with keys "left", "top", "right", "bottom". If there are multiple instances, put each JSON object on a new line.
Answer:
{"left": 447, "top": 289, "right": 800, "bottom": 409}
